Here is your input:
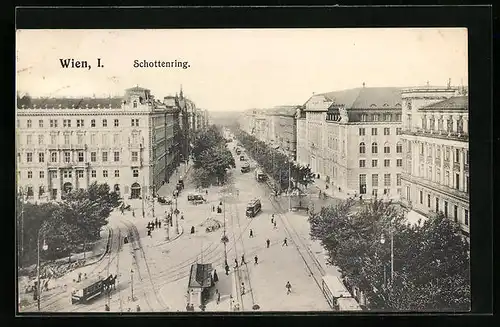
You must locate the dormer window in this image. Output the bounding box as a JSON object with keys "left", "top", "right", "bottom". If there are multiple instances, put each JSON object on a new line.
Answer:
{"left": 373, "top": 114, "right": 379, "bottom": 122}
{"left": 133, "top": 101, "right": 137, "bottom": 108}
{"left": 361, "top": 114, "right": 368, "bottom": 122}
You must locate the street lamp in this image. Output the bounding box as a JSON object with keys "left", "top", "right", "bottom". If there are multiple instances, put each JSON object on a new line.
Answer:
{"left": 130, "top": 269, "right": 135, "bottom": 301}
{"left": 380, "top": 228, "right": 394, "bottom": 286}
{"left": 36, "top": 225, "right": 48, "bottom": 311}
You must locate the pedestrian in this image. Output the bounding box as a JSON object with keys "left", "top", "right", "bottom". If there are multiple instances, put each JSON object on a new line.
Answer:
{"left": 191, "top": 226, "right": 195, "bottom": 234}
{"left": 105, "top": 304, "right": 110, "bottom": 311}
{"left": 127, "top": 308, "right": 131, "bottom": 312}
{"left": 225, "top": 264, "right": 230, "bottom": 275}
{"left": 271, "top": 214, "right": 274, "bottom": 224}
{"left": 234, "top": 258, "right": 238, "bottom": 268}
{"left": 217, "top": 291, "right": 221, "bottom": 304}
{"left": 155, "top": 218, "right": 158, "bottom": 228}
{"left": 286, "top": 281, "right": 292, "bottom": 294}
{"left": 190, "top": 304, "right": 195, "bottom": 311}
{"left": 132, "top": 210, "right": 135, "bottom": 217}
{"left": 249, "top": 229, "right": 253, "bottom": 238}
{"left": 181, "top": 214, "right": 184, "bottom": 220}
{"left": 282, "top": 237, "right": 288, "bottom": 246}
{"left": 206, "top": 190, "right": 208, "bottom": 195}
{"left": 213, "top": 269, "right": 219, "bottom": 283}
{"left": 266, "top": 239, "right": 270, "bottom": 248}
{"left": 186, "top": 303, "right": 190, "bottom": 311}
{"left": 241, "top": 254, "right": 245, "bottom": 264}
{"left": 136, "top": 304, "right": 141, "bottom": 312}
{"left": 241, "top": 282, "right": 245, "bottom": 295}
{"left": 254, "top": 255, "right": 258, "bottom": 265}
{"left": 78, "top": 272, "right": 82, "bottom": 283}
{"left": 159, "top": 221, "right": 161, "bottom": 228}
{"left": 147, "top": 229, "right": 152, "bottom": 238}
{"left": 274, "top": 221, "right": 277, "bottom": 229}
{"left": 84, "top": 273, "right": 87, "bottom": 279}
{"left": 212, "top": 205, "right": 215, "bottom": 212}
{"left": 220, "top": 201, "right": 222, "bottom": 206}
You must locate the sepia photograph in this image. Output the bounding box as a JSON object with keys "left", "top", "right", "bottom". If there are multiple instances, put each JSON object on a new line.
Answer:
{"left": 16, "top": 27, "right": 470, "bottom": 313}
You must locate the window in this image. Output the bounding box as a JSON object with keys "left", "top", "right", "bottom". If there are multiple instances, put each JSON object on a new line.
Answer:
{"left": 49, "top": 171, "right": 57, "bottom": 179}
{"left": 91, "top": 152, "right": 96, "bottom": 162}
{"left": 455, "top": 149, "right": 460, "bottom": 163}
{"left": 103, "top": 170, "right": 108, "bottom": 178}
{"left": 102, "top": 134, "right": 108, "bottom": 145}
{"left": 51, "top": 152, "right": 57, "bottom": 162}
{"left": 17, "top": 152, "right": 20, "bottom": 162}
{"left": 373, "top": 114, "right": 379, "bottom": 122}
{"left": 102, "top": 152, "right": 108, "bottom": 162}
{"left": 384, "top": 174, "right": 391, "bottom": 187}
{"left": 26, "top": 135, "right": 32, "bottom": 145}
{"left": 464, "top": 209, "right": 469, "bottom": 226}
{"left": 454, "top": 205, "right": 458, "bottom": 223}
{"left": 436, "top": 147, "right": 441, "bottom": 160}
{"left": 38, "top": 135, "right": 44, "bottom": 145}
{"left": 466, "top": 175, "right": 469, "bottom": 193}
{"left": 435, "top": 197, "right": 439, "bottom": 213}
{"left": 359, "top": 160, "right": 366, "bottom": 168}
{"left": 39, "top": 171, "right": 44, "bottom": 179}
{"left": 64, "top": 134, "right": 70, "bottom": 145}
{"left": 384, "top": 159, "right": 390, "bottom": 167}
{"left": 77, "top": 171, "right": 84, "bottom": 178}
{"left": 406, "top": 186, "right": 411, "bottom": 201}
{"left": 396, "top": 174, "right": 401, "bottom": 186}
{"left": 420, "top": 143, "right": 424, "bottom": 155}
{"left": 63, "top": 119, "right": 72, "bottom": 127}
{"left": 359, "top": 143, "right": 366, "bottom": 154}
{"left": 51, "top": 119, "right": 58, "bottom": 128}
{"left": 38, "top": 153, "right": 44, "bottom": 163}
{"left": 51, "top": 134, "right": 56, "bottom": 145}
{"left": 371, "top": 128, "right": 377, "bottom": 136}
{"left": 385, "top": 114, "right": 391, "bottom": 122}
{"left": 114, "top": 119, "right": 119, "bottom": 127}
{"left": 26, "top": 152, "right": 32, "bottom": 162}
{"left": 427, "top": 167, "right": 432, "bottom": 180}
{"left": 447, "top": 119, "right": 452, "bottom": 132}
{"left": 359, "top": 128, "right": 365, "bottom": 136}
{"left": 114, "top": 170, "right": 120, "bottom": 177}
{"left": 77, "top": 134, "right": 83, "bottom": 145}
{"left": 131, "top": 119, "right": 139, "bottom": 127}
{"left": 421, "top": 117, "right": 427, "bottom": 129}
{"left": 133, "top": 169, "right": 139, "bottom": 177}
{"left": 91, "top": 133, "right": 96, "bottom": 145}
{"left": 372, "top": 188, "right": 378, "bottom": 196}
{"left": 131, "top": 151, "right": 138, "bottom": 162}
{"left": 427, "top": 194, "right": 431, "bottom": 207}
{"left": 38, "top": 120, "right": 44, "bottom": 128}
{"left": 384, "top": 144, "right": 390, "bottom": 154}
{"left": 383, "top": 188, "right": 390, "bottom": 195}
{"left": 372, "top": 174, "right": 379, "bottom": 187}
{"left": 445, "top": 148, "right": 450, "bottom": 161}
{"left": 457, "top": 118, "right": 464, "bottom": 133}
{"left": 372, "top": 142, "right": 378, "bottom": 154}
{"left": 465, "top": 150, "right": 469, "bottom": 165}
{"left": 27, "top": 119, "right": 32, "bottom": 128}
{"left": 133, "top": 101, "right": 138, "bottom": 108}
{"left": 372, "top": 159, "right": 378, "bottom": 168}
{"left": 113, "top": 134, "right": 120, "bottom": 144}
{"left": 395, "top": 158, "right": 402, "bottom": 167}
{"left": 91, "top": 119, "right": 96, "bottom": 127}
{"left": 78, "top": 152, "right": 84, "bottom": 162}
{"left": 359, "top": 174, "right": 366, "bottom": 194}
{"left": 396, "top": 127, "right": 402, "bottom": 135}
{"left": 361, "top": 114, "right": 368, "bottom": 122}
{"left": 444, "top": 201, "right": 448, "bottom": 217}
{"left": 64, "top": 152, "right": 71, "bottom": 163}
{"left": 429, "top": 117, "right": 435, "bottom": 130}
{"left": 114, "top": 151, "right": 120, "bottom": 162}
{"left": 27, "top": 171, "right": 32, "bottom": 179}
{"left": 102, "top": 119, "right": 108, "bottom": 127}
{"left": 436, "top": 168, "right": 441, "bottom": 183}
{"left": 445, "top": 171, "right": 450, "bottom": 187}
{"left": 77, "top": 119, "right": 84, "bottom": 127}
{"left": 384, "top": 128, "right": 390, "bottom": 135}
{"left": 91, "top": 170, "right": 96, "bottom": 178}
{"left": 455, "top": 173, "right": 460, "bottom": 190}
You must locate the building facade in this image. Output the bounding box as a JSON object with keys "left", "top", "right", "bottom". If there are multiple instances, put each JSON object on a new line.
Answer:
{"left": 295, "top": 107, "right": 308, "bottom": 167}
{"left": 266, "top": 106, "right": 298, "bottom": 159}
{"left": 299, "top": 86, "right": 404, "bottom": 198}
{"left": 16, "top": 86, "right": 195, "bottom": 201}
{"left": 400, "top": 86, "right": 469, "bottom": 236}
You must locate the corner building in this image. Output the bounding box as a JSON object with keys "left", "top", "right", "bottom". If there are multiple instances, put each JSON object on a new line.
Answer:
{"left": 16, "top": 86, "right": 189, "bottom": 201}
{"left": 400, "top": 86, "right": 469, "bottom": 236}
{"left": 298, "top": 86, "right": 404, "bottom": 199}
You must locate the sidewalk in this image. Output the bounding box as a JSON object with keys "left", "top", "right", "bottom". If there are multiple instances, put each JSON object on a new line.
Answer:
{"left": 157, "top": 160, "right": 193, "bottom": 198}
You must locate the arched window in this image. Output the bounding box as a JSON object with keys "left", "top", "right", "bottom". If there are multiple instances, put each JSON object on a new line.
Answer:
{"left": 396, "top": 142, "right": 403, "bottom": 153}
{"left": 372, "top": 142, "right": 378, "bottom": 154}
{"left": 384, "top": 142, "right": 391, "bottom": 154}
{"left": 359, "top": 142, "right": 365, "bottom": 154}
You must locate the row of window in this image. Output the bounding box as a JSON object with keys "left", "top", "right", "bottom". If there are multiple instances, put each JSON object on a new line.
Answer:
{"left": 359, "top": 127, "right": 402, "bottom": 136}
{"left": 360, "top": 142, "right": 403, "bottom": 154}
{"left": 420, "top": 116, "right": 465, "bottom": 133}
{"left": 415, "top": 163, "right": 469, "bottom": 193}
{"left": 24, "top": 169, "right": 140, "bottom": 179}
{"left": 359, "top": 158, "right": 403, "bottom": 168}
{"left": 415, "top": 142, "right": 468, "bottom": 165}
{"left": 22, "top": 132, "right": 143, "bottom": 147}
{"left": 360, "top": 113, "right": 402, "bottom": 122}
{"left": 417, "top": 190, "right": 469, "bottom": 226}
{"left": 20, "top": 151, "right": 140, "bottom": 163}
{"left": 359, "top": 173, "right": 401, "bottom": 188}
{"left": 18, "top": 118, "right": 141, "bottom": 129}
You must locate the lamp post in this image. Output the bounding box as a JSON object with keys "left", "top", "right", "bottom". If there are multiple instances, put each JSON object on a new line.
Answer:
{"left": 130, "top": 269, "right": 135, "bottom": 301}
{"left": 175, "top": 195, "right": 179, "bottom": 234}
{"left": 288, "top": 157, "right": 292, "bottom": 211}
{"left": 36, "top": 225, "right": 48, "bottom": 311}
{"left": 223, "top": 197, "right": 227, "bottom": 266}
{"left": 380, "top": 227, "right": 394, "bottom": 285}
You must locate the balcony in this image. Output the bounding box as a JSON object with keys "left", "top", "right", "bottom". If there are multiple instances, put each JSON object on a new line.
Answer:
{"left": 401, "top": 128, "right": 468, "bottom": 142}
{"left": 401, "top": 172, "right": 469, "bottom": 203}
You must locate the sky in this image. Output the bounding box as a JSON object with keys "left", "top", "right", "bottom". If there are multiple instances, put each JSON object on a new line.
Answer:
{"left": 16, "top": 28, "right": 468, "bottom": 112}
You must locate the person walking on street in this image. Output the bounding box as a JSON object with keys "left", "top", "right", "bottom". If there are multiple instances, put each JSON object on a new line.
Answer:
{"left": 282, "top": 237, "right": 288, "bottom": 246}
{"left": 241, "top": 282, "right": 245, "bottom": 295}
{"left": 105, "top": 304, "right": 110, "bottom": 311}
{"left": 254, "top": 255, "right": 258, "bottom": 265}
{"left": 136, "top": 305, "right": 141, "bottom": 312}
{"left": 241, "top": 254, "right": 245, "bottom": 265}
{"left": 159, "top": 221, "right": 161, "bottom": 228}
{"left": 273, "top": 221, "right": 277, "bottom": 229}
{"left": 217, "top": 291, "right": 221, "bottom": 304}
{"left": 249, "top": 229, "right": 253, "bottom": 238}
{"left": 225, "top": 264, "right": 230, "bottom": 275}
{"left": 212, "top": 205, "right": 215, "bottom": 212}
{"left": 266, "top": 239, "right": 270, "bottom": 248}
{"left": 271, "top": 214, "right": 274, "bottom": 224}
{"left": 132, "top": 209, "right": 135, "bottom": 217}
{"left": 234, "top": 258, "right": 238, "bottom": 268}
{"left": 286, "top": 281, "right": 292, "bottom": 295}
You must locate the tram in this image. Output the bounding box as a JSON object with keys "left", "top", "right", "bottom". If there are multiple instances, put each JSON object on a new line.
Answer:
{"left": 71, "top": 278, "right": 105, "bottom": 305}
{"left": 321, "top": 275, "right": 362, "bottom": 311}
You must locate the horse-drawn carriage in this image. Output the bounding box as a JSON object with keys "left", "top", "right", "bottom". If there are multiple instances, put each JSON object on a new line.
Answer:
{"left": 71, "top": 274, "right": 117, "bottom": 305}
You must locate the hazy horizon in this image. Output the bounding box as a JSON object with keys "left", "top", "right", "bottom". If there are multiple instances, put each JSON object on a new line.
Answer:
{"left": 16, "top": 28, "right": 468, "bottom": 112}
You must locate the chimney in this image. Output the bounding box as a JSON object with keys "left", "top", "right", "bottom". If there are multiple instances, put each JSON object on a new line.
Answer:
{"left": 362, "top": 82, "right": 365, "bottom": 88}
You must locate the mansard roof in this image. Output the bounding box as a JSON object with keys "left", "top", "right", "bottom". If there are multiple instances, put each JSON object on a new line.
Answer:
{"left": 319, "top": 87, "right": 403, "bottom": 109}
{"left": 420, "top": 96, "right": 468, "bottom": 110}
{"left": 17, "top": 97, "right": 124, "bottom": 109}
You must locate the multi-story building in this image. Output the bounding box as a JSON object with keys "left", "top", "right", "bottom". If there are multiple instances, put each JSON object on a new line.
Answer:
{"left": 400, "top": 85, "right": 469, "bottom": 236}
{"left": 266, "top": 106, "right": 298, "bottom": 159}
{"left": 16, "top": 86, "right": 191, "bottom": 201}
{"left": 295, "top": 106, "right": 308, "bottom": 167}
{"left": 298, "top": 85, "right": 404, "bottom": 198}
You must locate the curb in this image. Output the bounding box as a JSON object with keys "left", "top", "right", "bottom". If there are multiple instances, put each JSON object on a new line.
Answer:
{"left": 81, "top": 225, "right": 112, "bottom": 268}
{"left": 154, "top": 224, "right": 185, "bottom": 247}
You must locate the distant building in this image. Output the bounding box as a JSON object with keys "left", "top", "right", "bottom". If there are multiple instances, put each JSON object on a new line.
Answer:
{"left": 299, "top": 85, "right": 404, "bottom": 198}
{"left": 400, "top": 85, "right": 469, "bottom": 236}
{"left": 16, "top": 86, "right": 197, "bottom": 201}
